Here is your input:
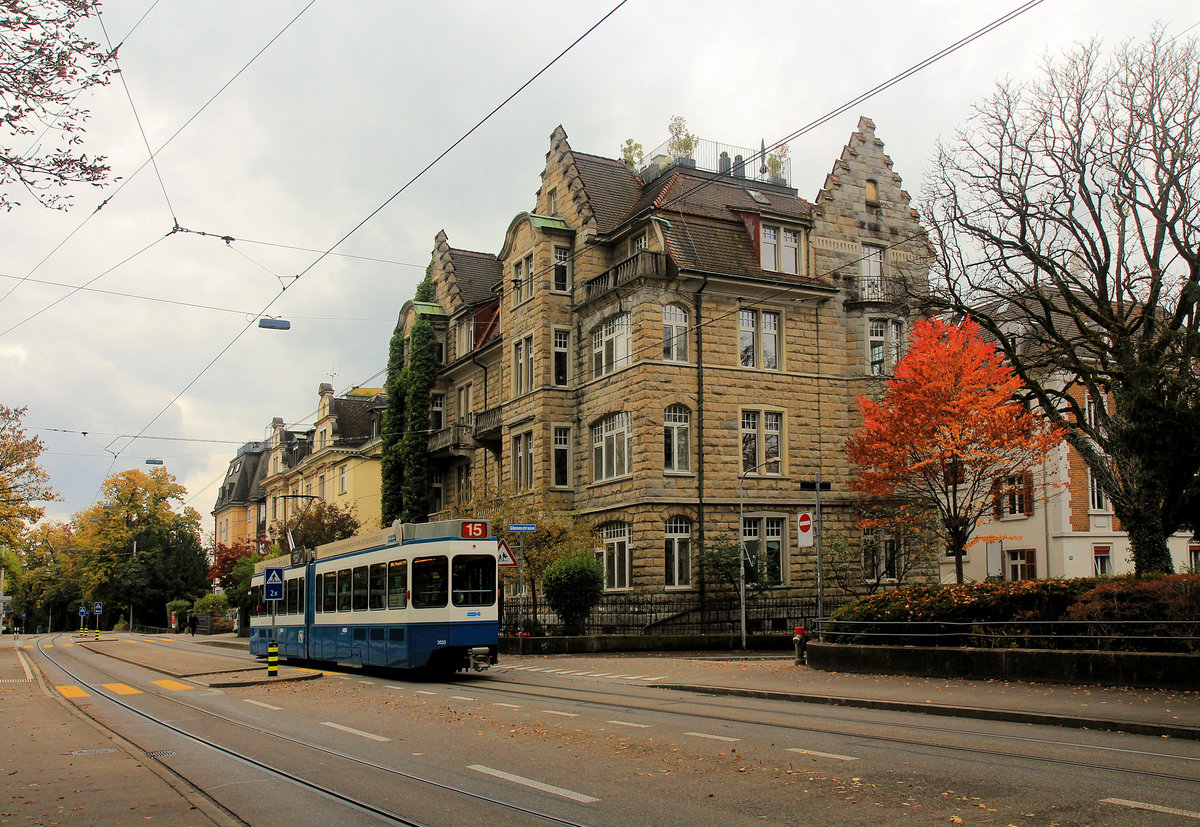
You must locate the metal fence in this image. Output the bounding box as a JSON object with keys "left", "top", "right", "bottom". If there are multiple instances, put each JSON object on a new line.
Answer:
{"left": 501, "top": 593, "right": 853, "bottom": 637}
{"left": 822, "top": 619, "right": 1200, "bottom": 653}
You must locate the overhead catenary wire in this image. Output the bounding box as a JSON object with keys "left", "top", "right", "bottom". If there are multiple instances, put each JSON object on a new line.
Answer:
{"left": 83, "top": 0, "right": 631, "bottom": 507}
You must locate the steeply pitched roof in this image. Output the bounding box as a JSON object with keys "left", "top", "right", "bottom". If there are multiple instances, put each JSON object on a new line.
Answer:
{"left": 446, "top": 247, "right": 501, "bottom": 305}
{"left": 570, "top": 151, "right": 642, "bottom": 234}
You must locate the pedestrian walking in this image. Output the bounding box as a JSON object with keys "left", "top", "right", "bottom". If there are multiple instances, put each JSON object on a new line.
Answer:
{"left": 188, "top": 613, "right": 198, "bottom": 636}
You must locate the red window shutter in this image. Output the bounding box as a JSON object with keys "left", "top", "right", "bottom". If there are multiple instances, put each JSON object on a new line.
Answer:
{"left": 1022, "top": 472, "right": 1034, "bottom": 516}
{"left": 992, "top": 479, "right": 1003, "bottom": 520}
{"left": 1026, "top": 548, "right": 1037, "bottom": 580}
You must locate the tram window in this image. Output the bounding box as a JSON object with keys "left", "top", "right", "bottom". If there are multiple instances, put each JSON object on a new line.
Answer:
{"left": 352, "top": 565, "right": 368, "bottom": 611}
{"left": 412, "top": 556, "right": 448, "bottom": 608}
{"left": 322, "top": 571, "right": 337, "bottom": 613}
{"left": 452, "top": 554, "right": 497, "bottom": 607}
{"left": 285, "top": 579, "right": 296, "bottom": 615}
{"left": 389, "top": 628, "right": 405, "bottom": 642}
{"left": 337, "top": 568, "right": 352, "bottom": 612}
{"left": 387, "top": 559, "right": 407, "bottom": 609}
{"left": 297, "top": 576, "right": 304, "bottom": 615}
{"left": 368, "top": 562, "right": 386, "bottom": 610}
{"left": 251, "top": 585, "right": 262, "bottom": 617}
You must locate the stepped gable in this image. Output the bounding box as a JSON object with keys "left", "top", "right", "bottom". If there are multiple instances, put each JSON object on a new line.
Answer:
{"left": 816, "top": 115, "right": 916, "bottom": 218}
{"left": 545, "top": 126, "right": 641, "bottom": 235}
{"left": 432, "top": 229, "right": 501, "bottom": 308}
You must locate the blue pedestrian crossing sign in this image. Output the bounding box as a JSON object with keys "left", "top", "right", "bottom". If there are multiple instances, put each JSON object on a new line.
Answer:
{"left": 93, "top": 601, "right": 103, "bottom": 615}
{"left": 78, "top": 606, "right": 87, "bottom": 617}
{"left": 264, "top": 567, "right": 285, "bottom": 601}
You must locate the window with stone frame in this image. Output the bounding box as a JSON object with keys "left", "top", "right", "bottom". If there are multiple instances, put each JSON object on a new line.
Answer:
{"left": 862, "top": 527, "right": 900, "bottom": 582}
{"left": 430, "top": 394, "right": 444, "bottom": 430}
{"left": 992, "top": 472, "right": 1034, "bottom": 518}
{"left": 1007, "top": 548, "right": 1036, "bottom": 581}
{"left": 513, "top": 335, "right": 534, "bottom": 396}
{"left": 760, "top": 223, "right": 805, "bottom": 275}
{"left": 663, "top": 404, "right": 690, "bottom": 472}
{"left": 430, "top": 470, "right": 444, "bottom": 512}
{"left": 860, "top": 244, "right": 885, "bottom": 299}
{"left": 512, "top": 430, "right": 533, "bottom": 489}
{"left": 596, "top": 522, "right": 631, "bottom": 591}
{"left": 552, "top": 328, "right": 570, "bottom": 386}
{"left": 592, "top": 412, "right": 632, "bottom": 482}
{"left": 456, "top": 463, "right": 471, "bottom": 502}
{"left": 664, "top": 516, "right": 692, "bottom": 588}
{"left": 739, "top": 308, "right": 781, "bottom": 369}
{"left": 1093, "top": 544, "right": 1111, "bottom": 576}
{"left": 741, "top": 409, "right": 782, "bottom": 475}
{"left": 592, "top": 313, "right": 631, "bottom": 377}
{"left": 552, "top": 426, "right": 571, "bottom": 488}
{"left": 867, "top": 317, "right": 904, "bottom": 374}
{"left": 553, "top": 246, "right": 571, "bottom": 293}
{"left": 662, "top": 304, "right": 689, "bottom": 362}
{"left": 339, "top": 464, "right": 348, "bottom": 495}
{"left": 1089, "top": 468, "right": 1109, "bottom": 512}
{"left": 742, "top": 516, "right": 785, "bottom": 586}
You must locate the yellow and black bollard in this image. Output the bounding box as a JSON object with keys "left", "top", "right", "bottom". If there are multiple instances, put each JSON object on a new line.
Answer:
{"left": 267, "top": 640, "right": 278, "bottom": 677}
{"left": 94, "top": 627, "right": 99, "bottom": 641}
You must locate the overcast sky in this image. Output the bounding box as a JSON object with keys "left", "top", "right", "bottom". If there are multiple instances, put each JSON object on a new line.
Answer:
{"left": 4, "top": 0, "right": 1196, "bottom": 531}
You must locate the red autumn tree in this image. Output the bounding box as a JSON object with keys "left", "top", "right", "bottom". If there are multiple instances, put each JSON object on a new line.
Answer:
{"left": 845, "top": 318, "right": 1065, "bottom": 583}
{"left": 208, "top": 539, "right": 258, "bottom": 590}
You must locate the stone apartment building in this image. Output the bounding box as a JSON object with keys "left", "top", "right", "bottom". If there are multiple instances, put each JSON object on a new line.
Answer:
{"left": 213, "top": 385, "right": 386, "bottom": 547}
{"left": 393, "top": 117, "right": 931, "bottom": 597}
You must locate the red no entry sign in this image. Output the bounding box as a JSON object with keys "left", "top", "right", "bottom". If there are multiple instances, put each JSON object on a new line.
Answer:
{"left": 796, "top": 511, "right": 814, "bottom": 548}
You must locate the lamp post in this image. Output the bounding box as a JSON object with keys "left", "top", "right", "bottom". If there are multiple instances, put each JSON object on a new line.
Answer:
{"left": 738, "top": 458, "right": 778, "bottom": 650}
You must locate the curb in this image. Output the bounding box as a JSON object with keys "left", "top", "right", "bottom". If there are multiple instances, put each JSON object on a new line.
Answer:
{"left": 652, "top": 683, "right": 1200, "bottom": 741}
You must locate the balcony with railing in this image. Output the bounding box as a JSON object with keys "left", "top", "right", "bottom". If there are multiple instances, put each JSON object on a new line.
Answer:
{"left": 847, "top": 274, "right": 901, "bottom": 304}
{"left": 581, "top": 249, "right": 667, "bottom": 303}
{"left": 428, "top": 420, "right": 475, "bottom": 456}
{"left": 473, "top": 406, "right": 503, "bottom": 443}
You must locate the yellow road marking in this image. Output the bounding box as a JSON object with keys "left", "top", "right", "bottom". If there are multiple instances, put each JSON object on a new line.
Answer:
{"left": 101, "top": 683, "right": 141, "bottom": 695}
{"left": 56, "top": 686, "right": 89, "bottom": 698}
{"left": 43, "top": 644, "right": 54, "bottom": 648}
{"left": 61, "top": 643, "right": 72, "bottom": 647}
{"left": 151, "top": 680, "right": 192, "bottom": 691}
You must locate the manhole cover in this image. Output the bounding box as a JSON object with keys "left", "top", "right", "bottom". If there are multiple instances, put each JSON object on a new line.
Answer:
{"left": 144, "top": 749, "right": 176, "bottom": 758}
{"left": 70, "top": 748, "right": 118, "bottom": 755}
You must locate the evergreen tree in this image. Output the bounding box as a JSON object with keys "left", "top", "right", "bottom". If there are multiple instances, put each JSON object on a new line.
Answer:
{"left": 379, "top": 319, "right": 407, "bottom": 525}
{"left": 399, "top": 315, "right": 438, "bottom": 522}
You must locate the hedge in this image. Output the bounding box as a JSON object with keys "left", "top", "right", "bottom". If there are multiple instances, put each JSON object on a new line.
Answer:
{"left": 825, "top": 575, "right": 1200, "bottom": 652}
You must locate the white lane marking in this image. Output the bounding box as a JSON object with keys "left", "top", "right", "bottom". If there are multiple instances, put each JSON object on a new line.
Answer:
{"left": 451, "top": 695, "right": 476, "bottom": 701}
{"left": 607, "top": 720, "right": 651, "bottom": 728}
{"left": 624, "top": 674, "right": 649, "bottom": 679}
{"left": 1100, "top": 799, "right": 1200, "bottom": 819}
{"left": 686, "top": 731, "right": 740, "bottom": 742}
{"left": 469, "top": 765, "right": 599, "bottom": 803}
{"left": 321, "top": 722, "right": 390, "bottom": 742}
{"left": 358, "top": 680, "right": 376, "bottom": 685}
{"left": 14, "top": 646, "right": 34, "bottom": 680}
{"left": 557, "top": 670, "right": 586, "bottom": 675}
{"left": 386, "top": 685, "right": 406, "bottom": 691}
{"left": 786, "top": 748, "right": 859, "bottom": 762}
{"left": 243, "top": 699, "right": 283, "bottom": 711}
{"left": 642, "top": 675, "right": 668, "bottom": 681}
{"left": 415, "top": 690, "right": 437, "bottom": 695}
{"left": 493, "top": 703, "right": 522, "bottom": 709}
{"left": 542, "top": 710, "right": 579, "bottom": 717}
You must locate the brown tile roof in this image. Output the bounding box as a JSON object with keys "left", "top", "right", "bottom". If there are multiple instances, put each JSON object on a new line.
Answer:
{"left": 571, "top": 152, "right": 642, "bottom": 234}
{"left": 447, "top": 248, "right": 501, "bottom": 304}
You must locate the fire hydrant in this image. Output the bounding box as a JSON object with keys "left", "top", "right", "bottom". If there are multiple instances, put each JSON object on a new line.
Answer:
{"left": 793, "top": 625, "right": 807, "bottom": 665}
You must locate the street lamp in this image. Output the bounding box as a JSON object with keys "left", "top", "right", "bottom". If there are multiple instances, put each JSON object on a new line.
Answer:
{"left": 738, "top": 457, "right": 779, "bottom": 650}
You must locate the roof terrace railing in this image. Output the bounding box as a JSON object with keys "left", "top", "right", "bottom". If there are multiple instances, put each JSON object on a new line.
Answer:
{"left": 638, "top": 136, "right": 791, "bottom": 187}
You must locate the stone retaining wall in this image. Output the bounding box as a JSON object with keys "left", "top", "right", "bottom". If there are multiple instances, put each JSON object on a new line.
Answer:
{"left": 806, "top": 641, "right": 1200, "bottom": 689}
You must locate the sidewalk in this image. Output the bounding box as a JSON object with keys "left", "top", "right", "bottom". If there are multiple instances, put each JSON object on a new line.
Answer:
{"left": 1, "top": 633, "right": 236, "bottom": 826}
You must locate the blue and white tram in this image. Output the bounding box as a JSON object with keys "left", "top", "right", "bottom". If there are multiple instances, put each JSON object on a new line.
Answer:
{"left": 249, "top": 519, "right": 498, "bottom": 672}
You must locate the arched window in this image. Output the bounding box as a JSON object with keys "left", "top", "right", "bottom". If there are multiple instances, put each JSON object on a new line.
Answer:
{"left": 662, "top": 304, "right": 689, "bottom": 361}
{"left": 665, "top": 516, "right": 691, "bottom": 588}
{"left": 664, "top": 405, "right": 690, "bottom": 472}
{"left": 597, "top": 522, "right": 631, "bottom": 590}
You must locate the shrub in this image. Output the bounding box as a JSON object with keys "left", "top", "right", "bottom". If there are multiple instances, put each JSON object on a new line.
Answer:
{"left": 193, "top": 593, "right": 230, "bottom": 616}
{"left": 542, "top": 552, "right": 604, "bottom": 635}
{"left": 165, "top": 599, "right": 192, "bottom": 631}
{"left": 823, "top": 576, "right": 1194, "bottom": 650}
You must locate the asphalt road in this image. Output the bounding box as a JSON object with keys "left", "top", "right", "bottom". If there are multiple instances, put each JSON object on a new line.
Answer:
{"left": 28, "top": 635, "right": 1200, "bottom": 825}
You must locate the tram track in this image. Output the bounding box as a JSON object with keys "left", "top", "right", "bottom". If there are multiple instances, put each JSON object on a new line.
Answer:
{"left": 32, "top": 635, "right": 594, "bottom": 827}
{"left": 475, "top": 671, "right": 1200, "bottom": 785}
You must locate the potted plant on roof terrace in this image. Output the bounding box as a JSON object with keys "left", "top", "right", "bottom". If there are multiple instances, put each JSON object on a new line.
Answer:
{"left": 667, "top": 115, "right": 698, "bottom": 165}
